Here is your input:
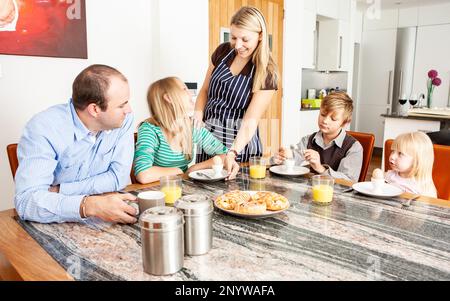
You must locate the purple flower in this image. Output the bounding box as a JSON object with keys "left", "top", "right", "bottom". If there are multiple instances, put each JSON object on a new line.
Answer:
{"left": 428, "top": 70, "right": 438, "bottom": 79}
{"left": 432, "top": 77, "right": 442, "bottom": 86}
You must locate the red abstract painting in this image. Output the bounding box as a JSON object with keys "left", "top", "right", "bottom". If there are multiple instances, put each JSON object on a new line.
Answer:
{"left": 0, "top": 0, "right": 87, "bottom": 59}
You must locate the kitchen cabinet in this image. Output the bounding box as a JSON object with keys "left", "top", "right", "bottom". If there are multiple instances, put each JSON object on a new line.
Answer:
{"left": 303, "top": 0, "right": 317, "bottom": 13}
{"left": 299, "top": 110, "right": 320, "bottom": 140}
{"left": 398, "top": 7, "right": 418, "bottom": 28}
{"left": 412, "top": 24, "right": 450, "bottom": 108}
{"left": 317, "top": 20, "right": 350, "bottom": 71}
{"left": 418, "top": 3, "right": 450, "bottom": 26}
{"left": 363, "top": 8, "right": 398, "bottom": 31}
{"left": 301, "top": 9, "right": 317, "bottom": 69}
{"left": 317, "top": 0, "right": 339, "bottom": 19}
{"left": 338, "top": 0, "right": 351, "bottom": 21}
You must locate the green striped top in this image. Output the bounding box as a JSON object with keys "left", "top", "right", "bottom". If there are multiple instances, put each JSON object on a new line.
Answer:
{"left": 134, "top": 122, "right": 228, "bottom": 175}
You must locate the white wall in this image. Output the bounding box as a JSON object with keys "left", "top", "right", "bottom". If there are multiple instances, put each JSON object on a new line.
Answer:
{"left": 151, "top": 0, "right": 209, "bottom": 88}
{"left": 0, "top": 0, "right": 153, "bottom": 211}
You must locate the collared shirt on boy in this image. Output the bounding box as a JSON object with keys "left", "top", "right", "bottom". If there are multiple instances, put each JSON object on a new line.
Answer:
{"left": 14, "top": 100, "right": 134, "bottom": 223}
{"left": 291, "top": 130, "right": 363, "bottom": 182}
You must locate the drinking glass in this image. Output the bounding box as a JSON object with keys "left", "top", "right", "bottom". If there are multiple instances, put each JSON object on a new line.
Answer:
{"left": 160, "top": 175, "right": 182, "bottom": 205}
{"left": 249, "top": 157, "right": 266, "bottom": 179}
{"left": 409, "top": 94, "right": 418, "bottom": 108}
{"left": 311, "top": 175, "right": 334, "bottom": 205}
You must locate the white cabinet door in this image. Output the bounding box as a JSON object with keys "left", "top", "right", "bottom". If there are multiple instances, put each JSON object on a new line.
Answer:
{"left": 339, "top": 0, "right": 351, "bottom": 21}
{"left": 398, "top": 7, "right": 418, "bottom": 28}
{"left": 356, "top": 104, "right": 388, "bottom": 148}
{"left": 301, "top": 10, "right": 317, "bottom": 69}
{"left": 303, "top": 0, "right": 317, "bottom": 13}
{"left": 412, "top": 24, "right": 450, "bottom": 108}
{"left": 363, "top": 8, "right": 398, "bottom": 31}
{"left": 317, "top": 20, "right": 350, "bottom": 71}
{"left": 359, "top": 29, "right": 397, "bottom": 106}
{"left": 418, "top": 3, "right": 450, "bottom": 26}
{"left": 317, "top": 0, "right": 339, "bottom": 19}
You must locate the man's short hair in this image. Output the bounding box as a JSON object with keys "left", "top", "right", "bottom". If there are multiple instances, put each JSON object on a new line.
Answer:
{"left": 72, "top": 64, "right": 127, "bottom": 111}
{"left": 321, "top": 91, "right": 354, "bottom": 124}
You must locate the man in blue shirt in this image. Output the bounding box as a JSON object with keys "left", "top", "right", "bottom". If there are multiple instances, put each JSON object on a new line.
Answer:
{"left": 15, "top": 64, "right": 138, "bottom": 224}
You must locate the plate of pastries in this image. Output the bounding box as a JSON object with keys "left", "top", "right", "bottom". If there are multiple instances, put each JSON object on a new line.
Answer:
{"left": 214, "top": 190, "right": 290, "bottom": 218}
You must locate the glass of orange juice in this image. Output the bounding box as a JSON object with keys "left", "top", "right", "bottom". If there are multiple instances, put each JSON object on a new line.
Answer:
{"left": 160, "top": 175, "right": 182, "bottom": 205}
{"left": 249, "top": 157, "right": 266, "bottom": 179}
{"left": 311, "top": 175, "right": 334, "bottom": 205}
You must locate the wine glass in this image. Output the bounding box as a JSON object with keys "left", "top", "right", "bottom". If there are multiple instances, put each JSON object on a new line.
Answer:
{"left": 399, "top": 93, "right": 408, "bottom": 105}
{"left": 409, "top": 94, "right": 418, "bottom": 108}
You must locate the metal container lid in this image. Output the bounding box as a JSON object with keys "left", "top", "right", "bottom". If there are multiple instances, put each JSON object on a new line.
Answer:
{"left": 174, "top": 195, "right": 213, "bottom": 217}
{"left": 139, "top": 206, "right": 184, "bottom": 231}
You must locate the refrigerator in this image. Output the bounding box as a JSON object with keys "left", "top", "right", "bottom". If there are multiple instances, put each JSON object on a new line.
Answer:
{"left": 391, "top": 27, "right": 419, "bottom": 114}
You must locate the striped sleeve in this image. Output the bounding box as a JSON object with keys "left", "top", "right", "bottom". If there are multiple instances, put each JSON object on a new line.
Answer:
{"left": 195, "top": 127, "right": 228, "bottom": 156}
{"left": 134, "top": 123, "right": 159, "bottom": 175}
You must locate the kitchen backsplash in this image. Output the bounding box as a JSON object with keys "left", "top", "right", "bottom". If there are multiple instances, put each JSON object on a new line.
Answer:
{"left": 301, "top": 69, "right": 348, "bottom": 98}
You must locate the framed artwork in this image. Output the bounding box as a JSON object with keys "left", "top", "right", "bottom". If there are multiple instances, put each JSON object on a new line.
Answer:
{"left": 0, "top": 0, "right": 87, "bottom": 59}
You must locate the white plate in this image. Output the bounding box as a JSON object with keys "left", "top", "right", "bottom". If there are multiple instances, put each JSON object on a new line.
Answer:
{"left": 189, "top": 169, "right": 228, "bottom": 182}
{"left": 352, "top": 182, "right": 404, "bottom": 198}
{"left": 213, "top": 191, "right": 290, "bottom": 219}
{"left": 269, "top": 165, "right": 310, "bottom": 176}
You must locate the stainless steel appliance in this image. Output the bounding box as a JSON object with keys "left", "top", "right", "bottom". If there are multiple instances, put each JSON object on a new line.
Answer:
{"left": 392, "top": 27, "right": 418, "bottom": 114}
{"left": 175, "top": 195, "right": 213, "bottom": 256}
{"left": 139, "top": 206, "right": 184, "bottom": 275}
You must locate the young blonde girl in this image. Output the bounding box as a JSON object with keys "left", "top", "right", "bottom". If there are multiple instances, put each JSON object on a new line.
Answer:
{"left": 134, "top": 77, "right": 230, "bottom": 184}
{"left": 385, "top": 132, "right": 437, "bottom": 198}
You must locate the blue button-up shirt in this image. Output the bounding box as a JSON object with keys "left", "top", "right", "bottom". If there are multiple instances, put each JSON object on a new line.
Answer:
{"left": 14, "top": 100, "right": 135, "bottom": 223}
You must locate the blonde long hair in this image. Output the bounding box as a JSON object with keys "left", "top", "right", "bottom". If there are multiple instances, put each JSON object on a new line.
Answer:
{"left": 391, "top": 132, "right": 437, "bottom": 196}
{"left": 145, "top": 77, "right": 193, "bottom": 160}
{"left": 230, "top": 6, "right": 278, "bottom": 92}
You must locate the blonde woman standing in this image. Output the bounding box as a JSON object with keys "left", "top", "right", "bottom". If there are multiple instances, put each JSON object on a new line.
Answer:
{"left": 194, "top": 6, "right": 279, "bottom": 179}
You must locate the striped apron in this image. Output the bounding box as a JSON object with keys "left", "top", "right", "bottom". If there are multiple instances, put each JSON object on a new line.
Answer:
{"left": 196, "top": 49, "right": 263, "bottom": 163}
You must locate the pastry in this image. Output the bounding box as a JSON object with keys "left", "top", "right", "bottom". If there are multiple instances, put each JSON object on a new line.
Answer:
{"left": 252, "top": 191, "right": 289, "bottom": 211}
{"left": 235, "top": 199, "right": 267, "bottom": 214}
{"left": 216, "top": 190, "right": 251, "bottom": 210}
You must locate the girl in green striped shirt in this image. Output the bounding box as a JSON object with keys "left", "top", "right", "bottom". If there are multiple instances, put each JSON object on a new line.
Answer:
{"left": 134, "top": 77, "right": 230, "bottom": 184}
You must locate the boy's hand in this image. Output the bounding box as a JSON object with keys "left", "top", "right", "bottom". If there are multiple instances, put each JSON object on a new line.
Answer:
{"left": 273, "top": 147, "right": 293, "bottom": 164}
{"left": 303, "top": 149, "right": 326, "bottom": 174}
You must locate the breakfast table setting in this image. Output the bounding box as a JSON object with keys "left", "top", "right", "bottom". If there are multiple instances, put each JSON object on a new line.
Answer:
{"left": 0, "top": 160, "right": 449, "bottom": 281}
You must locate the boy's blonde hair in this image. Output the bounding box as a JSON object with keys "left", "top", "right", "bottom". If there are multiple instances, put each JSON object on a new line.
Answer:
{"left": 392, "top": 132, "right": 437, "bottom": 196}
{"left": 145, "top": 77, "right": 193, "bottom": 160}
{"left": 321, "top": 92, "right": 354, "bottom": 124}
{"left": 230, "top": 6, "right": 278, "bottom": 92}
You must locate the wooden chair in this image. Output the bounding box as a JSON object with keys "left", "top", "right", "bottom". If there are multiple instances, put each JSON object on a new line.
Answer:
{"left": 384, "top": 139, "right": 450, "bottom": 200}
{"left": 347, "top": 131, "right": 375, "bottom": 182}
{"left": 6, "top": 143, "right": 18, "bottom": 180}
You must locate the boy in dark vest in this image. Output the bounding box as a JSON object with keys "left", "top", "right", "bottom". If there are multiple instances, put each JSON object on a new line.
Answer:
{"left": 272, "top": 92, "right": 363, "bottom": 182}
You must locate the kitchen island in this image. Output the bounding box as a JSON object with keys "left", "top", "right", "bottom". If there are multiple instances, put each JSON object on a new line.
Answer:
{"left": 1, "top": 169, "right": 449, "bottom": 281}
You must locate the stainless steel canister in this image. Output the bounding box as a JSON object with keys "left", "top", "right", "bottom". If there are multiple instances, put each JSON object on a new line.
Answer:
{"left": 174, "top": 195, "right": 213, "bottom": 256}
{"left": 139, "top": 206, "right": 184, "bottom": 275}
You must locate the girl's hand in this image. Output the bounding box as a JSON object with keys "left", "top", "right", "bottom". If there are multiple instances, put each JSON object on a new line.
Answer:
{"left": 303, "top": 149, "right": 326, "bottom": 173}
{"left": 224, "top": 153, "right": 239, "bottom": 180}
{"left": 273, "top": 147, "right": 293, "bottom": 164}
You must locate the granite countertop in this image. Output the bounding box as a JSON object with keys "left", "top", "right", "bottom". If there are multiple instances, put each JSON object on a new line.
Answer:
{"left": 17, "top": 170, "right": 450, "bottom": 281}
{"left": 381, "top": 113, "right": 450, "bottom": 122}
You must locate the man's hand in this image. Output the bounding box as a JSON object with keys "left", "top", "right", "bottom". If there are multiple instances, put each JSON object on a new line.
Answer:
{"left": 84, "top": 193, "right": 138, "bottom": 224}
{"left": 0, "top": 0, "right": 16, "bottom": 27}
{"left": 303, "top": 149, "right": 326, "bottom": 174}
{"left": 273, "top": 147, "right": 293, "bottom": 164}
{"left": 48, "top": 185, "right": 60, "bottom": 193}
{"left": 224, "top": 152, "right": 239, "bottom": 180}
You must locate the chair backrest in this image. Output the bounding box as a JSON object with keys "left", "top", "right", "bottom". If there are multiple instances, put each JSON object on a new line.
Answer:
{"left": 347, "top": 131, "right": 375, "bottom": 182}
{"left": 130, "top": 132, "right": 138, "bottom": 184}
{"left": 384, "top": 139, "right": 450, "bottom": 200}
{"left": 6, "top": 143, "right": 18, "bottom": 180}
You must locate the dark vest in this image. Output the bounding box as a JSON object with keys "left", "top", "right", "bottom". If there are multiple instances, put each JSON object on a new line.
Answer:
{"left": 307, "top": 132, "right": 357, "bottom": 171}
